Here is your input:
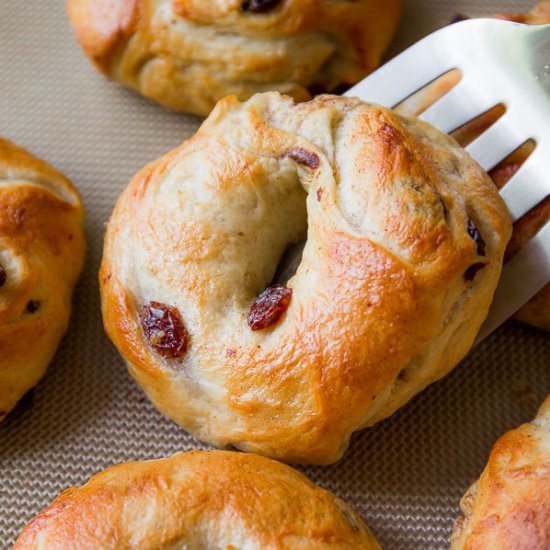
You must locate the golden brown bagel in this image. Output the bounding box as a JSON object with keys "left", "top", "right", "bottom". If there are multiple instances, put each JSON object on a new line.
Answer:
{"left": 0, "top": 138, "right": 85, "bottom": 422}
{"left": 100, "top": 92, "right": 511, "bottom": 464}
{"left": 397, "top": 1, "right": 550, "bottom": 333}
{"left": 14, "top": 450, "right": 381, "bottom": 549}
{"left": 66, "top": 0, "right": 402, "bottom": 116}
{"left": 452, "top": 395, "right": 550, "bottom": 550}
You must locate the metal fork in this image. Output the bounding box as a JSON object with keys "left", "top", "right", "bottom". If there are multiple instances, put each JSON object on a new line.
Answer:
{"left": 346, "top": 19, "right": 550, "bottom": 342}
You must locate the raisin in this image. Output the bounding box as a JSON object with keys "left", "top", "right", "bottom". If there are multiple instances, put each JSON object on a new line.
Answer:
{"left": 283, "top": 147, "right": 320, "bottom": 169}
{"left": 241, "top": 0, "right": 281, "bottom": 13}
{"left": 248, "top": 285, "right": 292, "bottom": 331}
{"left": 26, "top": 300, "right": 40, "bottom": 314}
{"left": 464, "top": 263, "right": 486, "bottom": 282}
{"left": 139, "top": 301, "right": 188, "bottom": 358}
{"left": 0, "top": 264, "right": 5, "bottom": 288}
{"left": 467, "top": 220, "right": 486, "bottom": 256}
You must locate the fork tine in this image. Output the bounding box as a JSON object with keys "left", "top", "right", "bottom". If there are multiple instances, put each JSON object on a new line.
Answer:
{"left": 345, "top": 30, "right": 455, "bottom": 107}
{"left": 420, "top": 82, "right": 498, "bottom": 134}
{"left": 476, "top": 219, "right": 550, "bottom": 343}
{"left": 466, "top": 115, "right": 529, "bottom": 171}
{"left": 500, "top": 151, "right": 549, "bottom": 222}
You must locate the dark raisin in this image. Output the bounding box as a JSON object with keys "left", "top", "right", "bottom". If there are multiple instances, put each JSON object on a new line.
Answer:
{"left": 450, "top": 13, "right": 470, "bottom": 24}
{"left": 0, "top": 264, "right": 5, "bottom": 288}
{"left": 26, "top": 300, "right": 40, "bottom": 314}
{"left": 464, "top": 263, "right": 486, "bottom": 282}
{"left": 139, "top": 301, "right": 188, "bottom": 358}
{"left": 241, "top": 0, "right": 281, "bottom": 13}
{"left": 467, "top": 220, "right": 486, "bottom": 256}
{"left": 283, "top": 147, "right": 320, "bottom": 169}
{"left": 248, "top": 285, "right": 292, "bottom": 331}
{"left": 316, "top": 188, "right": 324, "bottom": 201}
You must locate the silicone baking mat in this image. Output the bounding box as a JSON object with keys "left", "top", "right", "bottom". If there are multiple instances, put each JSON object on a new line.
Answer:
{"left": 0, "top": 1, "right": 548, "bottom": 548}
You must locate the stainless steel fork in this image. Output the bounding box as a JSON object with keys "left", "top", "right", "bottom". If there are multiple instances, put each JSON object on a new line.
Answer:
{"left": 346, "top": 19, "right": 550, "bottom": 341}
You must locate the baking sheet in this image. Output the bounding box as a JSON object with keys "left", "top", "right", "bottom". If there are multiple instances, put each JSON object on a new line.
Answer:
{"left": 0, "top": 1, "right": 548, "bottom": 548}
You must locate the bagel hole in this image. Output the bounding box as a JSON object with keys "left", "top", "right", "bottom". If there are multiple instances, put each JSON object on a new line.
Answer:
{"left": 271, "top": 241, "right": 305, "bottom": 286}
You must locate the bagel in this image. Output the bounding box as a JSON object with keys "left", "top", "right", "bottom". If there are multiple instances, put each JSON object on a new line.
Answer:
{"left": 0, "top": 137, "right": 85, "bottom": 422}
{"left": 66, "top": 0, "right": 402, "bottom": 116}
{"left": 14, "top": 450, "right": 381, "bottom": 549}
{"left": 100, "top": 92, "right": 511, "bottom": 464}
{"left": 452, "top": 394, "right": 550, "bottom": 549}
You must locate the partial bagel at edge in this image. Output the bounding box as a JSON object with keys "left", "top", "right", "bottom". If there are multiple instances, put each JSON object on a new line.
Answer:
{"left": 0, "top": 137, "right": 85, "bottom": 422}
{"left": 14, "top": 450, "right": 381, "bottom": 549}
{"left": 67, "top": 0, "right": 402, "bottom": 116}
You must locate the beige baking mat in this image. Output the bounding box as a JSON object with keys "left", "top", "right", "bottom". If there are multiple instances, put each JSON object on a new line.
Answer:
{"left": 0, "top": 0, "right": 548, "bottom": 548}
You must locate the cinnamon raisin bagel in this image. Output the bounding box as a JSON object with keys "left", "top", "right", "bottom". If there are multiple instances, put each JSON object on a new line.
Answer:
{"left": 14, "top": 450, "right": 381, "bottom": 549}
{"left": 100, "top": 92, "right": 511, "bottom": 464}
{"left": 66, "top": 0, "right": 402, "bottom": 116}
{"left": 452, "top": 394, "right": 550, "bottom": 549}
{"left": 0, "top": 138, "right": 85, "bottom": 422}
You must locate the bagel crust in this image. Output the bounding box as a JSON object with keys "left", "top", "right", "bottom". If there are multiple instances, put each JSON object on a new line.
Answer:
{"left": 0, "top": 138, "right": 85, "bottom": 421}
{"left": 66, "top": 0, "right": 402, "bottom": 116}
{"left": 14, "top": 450, "right": 381, "bottom": 549}
{"left": 452, "top": 395, "right": 550, "bottom": 550}
{"left": 100, "top": 93, "right": 511, "bottom": 464}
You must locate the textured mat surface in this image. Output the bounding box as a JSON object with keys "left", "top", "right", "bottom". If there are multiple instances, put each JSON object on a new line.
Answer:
{"left": 0, "top": 0, "right": 548, "bottom": 548}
